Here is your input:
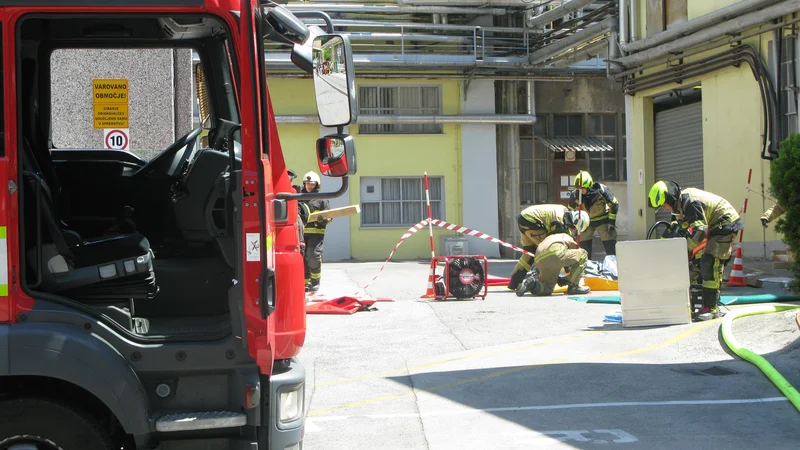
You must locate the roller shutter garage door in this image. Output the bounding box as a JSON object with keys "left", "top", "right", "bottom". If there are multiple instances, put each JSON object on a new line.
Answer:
{"left": 654, "top": 102, "right": 703, "bottom": 223}
{"left": 654, "top": 102, "right": 704, "bottom": 189}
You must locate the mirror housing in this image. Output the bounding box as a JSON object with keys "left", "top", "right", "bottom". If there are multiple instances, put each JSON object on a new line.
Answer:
{"left": 317, "top": 135, "right": 356, "bottom": 177}
{"left": 312, "top": 34, "right": 357, "bottom": 127}
{"left": 262, "top": 5, "right": 310, "bottom": 46}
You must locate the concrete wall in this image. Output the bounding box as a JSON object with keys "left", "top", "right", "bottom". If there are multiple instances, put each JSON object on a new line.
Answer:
{"left": 271, "top": 78, "right": 465, "bottom": 261}
{"left": 50, "top": 48, "right": 193, "bottom": 161}
{"left": 460, "top": 80, "right": 500, "bottom": 258}
{"left": 534, "top": 77, "right": 625, "bottom": 114}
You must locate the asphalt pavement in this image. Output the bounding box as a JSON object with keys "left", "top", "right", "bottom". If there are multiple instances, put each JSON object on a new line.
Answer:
{"left": 299, "top": 258, "right": 800, "bottom": 449}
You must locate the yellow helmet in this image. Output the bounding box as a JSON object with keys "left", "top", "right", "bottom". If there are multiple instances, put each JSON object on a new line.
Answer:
{"left": 649, "top": 181, "right": 669, "bottom": 208}
{"left": 574, "top": 171, "right": 593, "bottom": 189}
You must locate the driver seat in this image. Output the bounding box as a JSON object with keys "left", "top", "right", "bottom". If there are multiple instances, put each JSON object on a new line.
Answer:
{"left": 21, "top": 138, "right": 158, "bottom": 301}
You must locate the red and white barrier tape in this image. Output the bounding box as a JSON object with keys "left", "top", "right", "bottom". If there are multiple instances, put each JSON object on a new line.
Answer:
{"left": 362, "top": 219, "right": 429, "bottom": 289}
{"left": 362, "top": 218, "right": 535, "bottom": 290}
{"left": 429, "top": 219, "right": 535, "bottom": 258}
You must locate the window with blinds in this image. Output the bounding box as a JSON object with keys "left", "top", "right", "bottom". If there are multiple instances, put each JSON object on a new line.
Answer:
{"left": 358, "top": 85, "right": 443, "bottom": 134}
{"left": 360, "top": 176, "right": 444, "bottom": 227}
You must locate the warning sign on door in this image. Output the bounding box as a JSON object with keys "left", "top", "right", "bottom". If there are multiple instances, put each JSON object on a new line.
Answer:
{"left": 93, "top": 78, "right": 128, "bottom": 129}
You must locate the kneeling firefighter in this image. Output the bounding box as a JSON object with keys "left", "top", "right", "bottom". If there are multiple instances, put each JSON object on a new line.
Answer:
{"left": 508, "top": 204, "right": 581, "bottom": 290}
{"left": 300, "top": 171, "right": 331, "bottom": 292}
{"left": 568, "top": 170, "right": 619, "bottom": 259}
{"left": 515, "top": 210, "right": 592, "bottom": 297}
{"left": 648, "top": 180, "right": 742, "bottom": 321}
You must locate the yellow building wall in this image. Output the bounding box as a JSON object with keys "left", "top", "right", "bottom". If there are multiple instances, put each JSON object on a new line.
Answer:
{"left": 626, "top": 39, "right": 784, "bottom": 246}
{"left": 268, "top": 77, "right": 464, "bottom": 260}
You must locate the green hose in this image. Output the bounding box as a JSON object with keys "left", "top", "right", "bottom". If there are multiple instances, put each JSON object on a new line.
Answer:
{"left": 720, "top": 304, "right": 800, "bottom": 413}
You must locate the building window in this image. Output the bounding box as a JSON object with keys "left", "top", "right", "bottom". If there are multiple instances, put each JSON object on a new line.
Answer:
{"left": 587, "top": 114, "right": 617, "bottom": 181}
{"left": 520, "top": 117, "right": 550, "bottom": 204}
{"left": 553, "top": 114, "right": 583, "bottom": 136}
{"left": 779, "top": 36, "right": 798, "bottom": 139}
{"left": 360, "top": 176, "right": 444, "bottom": 227}
{"left": 358, "top": 85, "right": 443, "bottom": 134}
{"left": 646, "top": 0, "right": 687, "bottom": 37}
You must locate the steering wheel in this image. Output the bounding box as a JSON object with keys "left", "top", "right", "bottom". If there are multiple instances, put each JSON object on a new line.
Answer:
{"left": 132, "top": 127, "right": 203, "bottom": 179}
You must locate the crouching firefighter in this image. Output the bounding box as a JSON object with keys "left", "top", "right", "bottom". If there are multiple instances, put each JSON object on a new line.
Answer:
{"left": 515, "top": 210, "right": 592, "bottom": 297}
{"left": 301, "top": 171, "right": 331, "bottom": 292}
{"left": 649, "top": 180, "right": 742, "bottom": 321}
{"left": 508, "top": 204, "right": 581, "bottom": 290}
{"left": 568, "top": 170, "right": 620, "bottom": 259}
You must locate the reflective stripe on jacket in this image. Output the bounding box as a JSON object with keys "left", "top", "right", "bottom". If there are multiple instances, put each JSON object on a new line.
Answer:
{"left": 520, "top": 204, "right": 568, "bottom": 232}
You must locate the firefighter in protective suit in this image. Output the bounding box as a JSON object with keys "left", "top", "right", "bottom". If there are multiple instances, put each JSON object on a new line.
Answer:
{"left": 507, "top": 204, "right": 587, "bottom": 290}
{"left": 648, "top": 180, "right": 742, "bottom": 321}
{"left": 300, "top": 171, "right": 330, "bottom": 292}
{"left": 568, "top": 170, "right": 619, "bottom": 259}
{"left": 515, "top": 210, "right": 592, "bottom": 297}
{"left": 761, "top": 202, "right": 785, "bottom": 228}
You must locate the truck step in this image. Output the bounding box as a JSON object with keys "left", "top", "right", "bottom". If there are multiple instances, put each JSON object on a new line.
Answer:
{"left": 155, "top": 411, "right": 247, "bottom": 432}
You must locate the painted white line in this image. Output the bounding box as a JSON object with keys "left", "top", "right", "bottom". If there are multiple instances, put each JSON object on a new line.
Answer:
{"left": 305, "top": 419, "right": 323, "bottom": 433}
{"left": 309, "top": 397, "right": 788, "bottom": 422}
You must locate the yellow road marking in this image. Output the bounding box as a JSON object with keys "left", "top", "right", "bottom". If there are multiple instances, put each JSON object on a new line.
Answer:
{"left": 307, "top": 320, "right": 718, "bottom": 416}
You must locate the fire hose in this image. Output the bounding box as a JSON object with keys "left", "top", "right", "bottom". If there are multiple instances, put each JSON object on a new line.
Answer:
{"left": 720, "top": 304, "right": 800, "bottom": 414}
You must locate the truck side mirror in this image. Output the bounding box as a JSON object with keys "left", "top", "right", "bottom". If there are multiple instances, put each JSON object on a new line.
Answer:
{"left": 312, "top": 34, "right": 357, "bottom": 127}
{"left": 316, "top": 135, "right": 356, "bottom": 177}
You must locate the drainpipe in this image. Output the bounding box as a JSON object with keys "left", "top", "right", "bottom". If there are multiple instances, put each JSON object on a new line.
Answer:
{"left": 613, "top": 0, "right": 800, "bottom": 68}
{"left": 618, "top": 0, "right": 628, "bottom": 47}
{"left": 275, "top": 114, "right": 537, "bottom": 124}
{"left": 527, "top": 0, "right": 596, "bottom": 28}
{"left": 620, "top": 0, "right": 780, "bottom": 53}
{"left": 629, "top": 0, "right": 639, "bottom": 41}
{"left": 529, "top": 17, "right": 615, "bottom": 64}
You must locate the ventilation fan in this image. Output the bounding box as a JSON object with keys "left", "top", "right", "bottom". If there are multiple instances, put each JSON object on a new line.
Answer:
{"left": 432, "top": 256, "right": 487, "bottom": 300}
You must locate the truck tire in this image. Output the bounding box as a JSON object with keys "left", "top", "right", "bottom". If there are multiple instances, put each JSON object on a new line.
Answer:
{"left": 0, "top": 398, "right": 113, "bottom": 450}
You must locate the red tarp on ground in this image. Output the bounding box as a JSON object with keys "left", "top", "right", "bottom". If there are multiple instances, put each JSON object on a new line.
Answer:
{"left": 305, "top": 296, "right": 378, "bottom": 314}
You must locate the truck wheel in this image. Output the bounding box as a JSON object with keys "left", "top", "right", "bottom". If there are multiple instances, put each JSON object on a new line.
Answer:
{"left": 0, "top": 398, "right": 113, "bottom": 450}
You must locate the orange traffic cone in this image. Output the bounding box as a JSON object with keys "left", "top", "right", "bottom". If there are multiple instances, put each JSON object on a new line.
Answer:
{"left": 420, "top": 258, "right": 438, "bottom": 298}
{"left": 725, "top": 245, "right": 747, "bottom": 287}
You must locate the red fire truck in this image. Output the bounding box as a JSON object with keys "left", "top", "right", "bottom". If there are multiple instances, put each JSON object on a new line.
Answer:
{"left": 0, "top": 1, "right": 357, "bottom": 449}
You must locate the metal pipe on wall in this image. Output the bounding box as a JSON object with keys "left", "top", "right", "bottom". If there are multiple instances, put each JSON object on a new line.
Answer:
{"left": 275, "top": 114, "right": 537, "bottom": 124}
{"left": 529, "top": 17, "right": 615, "bottom": 64}
{"left": 620, "top": 0, "right": 781, "bottom": 53}
{"left": 527, "top": 0, "right": 596, "bottom": 28}
{"left": 613, "top": 0, "right": 800, "bottom": 68}
{"left": 285, "top": 4, "right": 508, "bottom": 15}
{"left": 548, "top": 38, "right": 608, "bottom": 68}
{"left": 618, "top": 0, "right": 628, "bottom": 46}
{"left": 629, "top": 0, "right": 639, "bottom": 41}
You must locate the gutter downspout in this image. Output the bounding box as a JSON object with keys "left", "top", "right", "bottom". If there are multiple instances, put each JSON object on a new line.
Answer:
{"left": 613, "top": 0, "right": 799, "bottom": 68}
{"left": 275, "top": 114, "right": 537, "bottom": 124}
{"left": 620, "top": 0, "right": 781, "bottom": 53}
{"left": 618, "top": 0, "right": 628, "bottom": 48}
{"left": 527, "top": 0, "right": 596, "bottom": 29}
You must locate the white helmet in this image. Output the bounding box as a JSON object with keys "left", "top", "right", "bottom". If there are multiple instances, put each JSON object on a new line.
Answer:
{"left": 303, "top": 171, "right": 321, "bottom": 187}
{"left": 565, "top": 210, "right": 590, "bottom": 234}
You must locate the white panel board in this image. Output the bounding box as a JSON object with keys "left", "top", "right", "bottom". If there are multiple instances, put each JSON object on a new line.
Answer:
{"left": 616, "top": 238, "right": 692, "bottom": 327}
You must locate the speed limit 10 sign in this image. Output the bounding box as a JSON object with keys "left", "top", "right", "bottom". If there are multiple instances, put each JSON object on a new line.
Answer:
{"left": 104, "top": 128, "right": 130, "bottom": 151}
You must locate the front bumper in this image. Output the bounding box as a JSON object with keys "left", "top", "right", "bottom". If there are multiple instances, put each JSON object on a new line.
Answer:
{"left": 269, "top": 357, "right": 306, "bottom": 449}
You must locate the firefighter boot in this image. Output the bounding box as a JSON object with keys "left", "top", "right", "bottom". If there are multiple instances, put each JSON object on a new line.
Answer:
{"left": 567, "top": 283, "right": 590, "bottom": 295}
{"left": 693, "top": 288, "right": 723, "bottom": 321}
{"left": 580, "top": 239, "right": 593, "bottom": 261}
{"left": 508, "top": 270, "right": 527, "bottom": 290}
{"left": 556, "top": 274, "right": 570, "bottom": 287}
{"left": 515, "top": 269, "right": 540, "bottom": 297}
{"left": 603, "top": 239, "right": 617, "bottom": 256}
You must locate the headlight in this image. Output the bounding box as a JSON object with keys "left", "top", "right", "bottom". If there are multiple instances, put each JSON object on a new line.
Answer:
{"left": 279, "top": 385, "right": 304, "bottom": 423}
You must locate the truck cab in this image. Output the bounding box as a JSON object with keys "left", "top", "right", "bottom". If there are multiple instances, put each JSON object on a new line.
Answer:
{"left": 0, "top": 1, "right": 357, "bottom": 449}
